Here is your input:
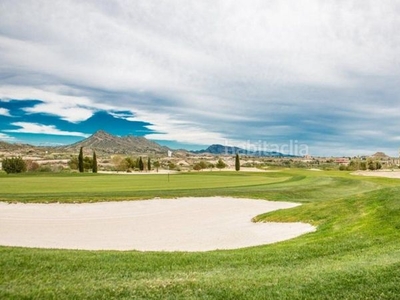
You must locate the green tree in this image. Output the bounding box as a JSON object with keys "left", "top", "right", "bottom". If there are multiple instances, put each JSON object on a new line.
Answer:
{"left": 168, "top": 161, "right": 176, "bottom": 170}
{"left": 347, "top": 160, "right": 360, "bottom": 171}
{"left": 78, "top": 147, "right": 84, "bottom": 173}
{"left": 235, "top": 154, "right": 240, "bottom": 171}
{"left": 92, "top": 151, "right": 98, "bottom": 173}
{"left": 125, "top": 157, "right": 136, "bottom": 169}
{"left": 139, "top": 157, "right": 144, "bottom": 171}
{"left": 117, "top": 159, "right": 129, "bottom": 172}
{"left": 147, "top": 157, "right": 151, "bottom": 171}
{"left": 2, "top": 157, "right": 27, "bottom": 174}
{"left": 68, "top": 156, "right": 79, "bottom": 170}
{"left": 216, "top": 159, "right": 226, "bottom": 170}
{"left": 83, "top": 156, "right": 93, "bottom": 171}
{"left": 367, "top": 159, "right": 376, "bottom": 171}
{"left": 193, "top": 163, "right": 202, "bottom": 171}
{"left": 136, "top": 158, "right": 140, "bottom": 169}
{"left": 153, "top": 161, "right": 160, "bottom": 172}
{"left": 199, "top": 161, "right": 208, "bottom": 169}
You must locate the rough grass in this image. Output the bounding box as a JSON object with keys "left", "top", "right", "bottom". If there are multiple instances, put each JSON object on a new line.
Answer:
{"left": 1, "top": 170, "right": 400, "bottom": 299}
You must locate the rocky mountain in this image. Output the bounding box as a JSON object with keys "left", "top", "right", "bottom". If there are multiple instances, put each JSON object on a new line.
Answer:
{"left": 193, "top": 144, "right": 294, "bottom": 157}
{"left": 0, "top": 141, "right": 53, "bottom": 155}
{"left": 56, "top": 130, "right": 170, "bottom": 155}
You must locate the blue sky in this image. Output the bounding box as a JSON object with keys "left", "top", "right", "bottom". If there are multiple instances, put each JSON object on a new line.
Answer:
{"left": 1, "top": 1, "right": 399, "bottom": 156}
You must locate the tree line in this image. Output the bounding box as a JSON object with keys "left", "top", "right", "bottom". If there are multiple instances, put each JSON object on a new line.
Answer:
{"left": 1, "top": 151, "right": 242, "bottom": 174}
{"left": 339, "top": 159, "right": 382, "bottom": 171}
{"left": 192, "top": 154, "right": 240, "bottom": 171}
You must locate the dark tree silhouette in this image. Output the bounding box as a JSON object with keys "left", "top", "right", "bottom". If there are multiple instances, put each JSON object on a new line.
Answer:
{"left": 78, "top": 147, "right": 84, "bottom": 173}
{"left": 92, "top": 151, "right": 98, "bottom": 173}
{"left": 139, "top": 157, "right": 144, "bottom": 171}
{"left": 235, "top": 153, "right": 240, "bottom": 171}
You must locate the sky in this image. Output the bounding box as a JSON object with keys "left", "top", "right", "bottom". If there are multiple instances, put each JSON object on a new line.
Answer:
{"left": 0, "top": 0, "right": 399, "bottom": 156}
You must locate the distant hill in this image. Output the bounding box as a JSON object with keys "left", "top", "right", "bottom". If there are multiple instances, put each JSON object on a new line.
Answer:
{"left": 192, "top": 144, "right": 294, "bottom": 157}
{"left": 0, "top": 141, "right": 52, "bottom": 154}
{"left": 56, "top": 130, "right": 170, "bottom": 155}
{"left": 371, "top": 152, "right": 390, "bottom": 159}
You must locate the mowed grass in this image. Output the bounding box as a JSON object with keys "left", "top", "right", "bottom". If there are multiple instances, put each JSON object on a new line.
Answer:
{"left": 1, "top": 169, "right": 400, "bottom": 299}
{"left": 0, "top": 172, "right": 289, "bottom": 202}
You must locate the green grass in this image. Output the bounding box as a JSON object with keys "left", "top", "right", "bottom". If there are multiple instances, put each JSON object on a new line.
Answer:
{"left": 1, "top": 169, "right": 400, "bottom": 299}
{"left": 0, "top": 171, "right": 289, "bottom": 202}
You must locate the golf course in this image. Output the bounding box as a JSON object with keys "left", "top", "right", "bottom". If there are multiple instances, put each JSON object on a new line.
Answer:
{"left": 1, "top": 169, "right": 399, "bottom": 299}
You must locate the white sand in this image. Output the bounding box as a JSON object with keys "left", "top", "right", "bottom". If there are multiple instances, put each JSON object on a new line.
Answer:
{"left": 0, "top": 197, "right": 315, "bottom": 252}
{"left": 352, "top": 170, "right": 400, "bottom": 179}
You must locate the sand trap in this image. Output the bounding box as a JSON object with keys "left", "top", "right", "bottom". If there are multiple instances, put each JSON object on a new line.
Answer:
{"left": 352, "top": 170, "right": 400, "bottom": 179}
{"left": 0, "top": 197, "right": 315, "bottom": 252}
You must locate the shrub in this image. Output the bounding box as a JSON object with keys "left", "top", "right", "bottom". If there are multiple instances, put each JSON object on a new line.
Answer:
{"left": 26, "top": 160, "right": 40, "bottom": 172}
{"left": 216, "top": 159, "right": 226, "bottom": 170}
{"left": 2, "top": 157, "right": 27, "bottom": 174}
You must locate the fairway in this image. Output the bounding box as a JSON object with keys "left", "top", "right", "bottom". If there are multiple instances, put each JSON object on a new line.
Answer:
{"left": 0, "top": 172, "right": 288, "bottom": 202}
{"left": 1, "top": 170, "right": 400, "bottom": 299}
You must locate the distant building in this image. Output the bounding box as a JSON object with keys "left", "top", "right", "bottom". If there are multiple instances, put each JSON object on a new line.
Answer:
{"left": 335, "top": 158, "right": 350, "bottom": 165}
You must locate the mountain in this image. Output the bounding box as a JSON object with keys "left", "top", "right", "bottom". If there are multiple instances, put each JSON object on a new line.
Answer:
{"left": 56, "top": 130, "right": 170, "bottom": 155}
{"left": 192, "top": 144, "right": 295, "bottom": 157}
{"left": 371, "top": 152, "right": 390, "bottom": 159}
{"left": 0, "top": 141, "right": 52, "bottom": 154}
{"left": 193, "top": 144, "right": 243, "bottom": 155}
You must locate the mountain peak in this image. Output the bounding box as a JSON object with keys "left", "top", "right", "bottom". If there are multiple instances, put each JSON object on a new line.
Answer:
{"left": 92, "top": 130, "right": 113, "bottom": 138}
{"left": 58, "top": 130, "right": 169, "bottom": 154}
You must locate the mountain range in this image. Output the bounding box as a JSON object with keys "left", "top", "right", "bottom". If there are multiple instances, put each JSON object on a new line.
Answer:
{"left": 193, "top": 144, "right": 293, "bottom": 157}
{"left": 1, "top": 130, "right": 290, "bottom": 156}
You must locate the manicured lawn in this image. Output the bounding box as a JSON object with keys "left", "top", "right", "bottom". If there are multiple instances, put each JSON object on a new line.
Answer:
{"left": 0, "top": 171, "right": 288, "bottom": 202}
{"left": 1, "top": 170, "right": 399, "bottom": 299}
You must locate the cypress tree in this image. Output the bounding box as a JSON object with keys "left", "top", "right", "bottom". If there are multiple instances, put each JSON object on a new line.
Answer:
{"left": 139, "top": 156, "right": 144, "bottom": 171}
{"left": 136, "top": 158, "right": 140, "bottom": 169}
{"left": 235, "top": 153, "right": 240, "bottom": 171}
{"left": 92, "top": 151, "right": 98, "bottom": 173}
{"left": 147, "top": 157, "right": 151, "bottom": 171}
{"left": 78, "top": 147, "right": 84, "bottom": 173}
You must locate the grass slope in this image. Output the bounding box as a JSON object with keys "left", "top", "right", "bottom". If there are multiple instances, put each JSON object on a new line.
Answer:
{"left": 1, "top": 170, "right": 399, "bottom": 299}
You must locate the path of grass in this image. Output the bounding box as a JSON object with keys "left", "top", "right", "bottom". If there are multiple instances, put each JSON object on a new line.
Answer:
{"left": 1, "top": 170, "right": 399, "bottom": 299}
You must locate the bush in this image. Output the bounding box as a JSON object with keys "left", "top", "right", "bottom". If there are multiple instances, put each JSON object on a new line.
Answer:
{"left": 193, "top": 164, "right": 202, "bottom": 171}
{"left": 26, "top": 160, "right": 40, "bottom": 172}
{"left": 2, "top": 157, "right": 27, "bottom": 174}
{"left": 68, "top": 157, "right": 79, "bottom": 170}
{"left": 216, "top": 159, "right": 226, "bottom": 170}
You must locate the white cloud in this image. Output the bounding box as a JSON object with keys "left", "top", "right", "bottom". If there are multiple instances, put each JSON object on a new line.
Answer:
{"left": 0, "top": 132, "right": 15, "bottom": 141}
{"left": 0, "top": 1, "right": 400, "bottom": 155}
{"left": 0, "top": 108, "right": 11, "bottom": 117}
{"left": 125, "top": 110, "right": 228, "bottom": 146}
{"left": 4, "top": 122, "right": 90, "bottom": 137}
{"left": 0, "top": 85, "right": 114, "bottom": 123}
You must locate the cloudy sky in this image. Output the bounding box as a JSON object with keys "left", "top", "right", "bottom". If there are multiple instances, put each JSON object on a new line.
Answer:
{"left": 1, "top": 0, "right": 399, "bottom": 156}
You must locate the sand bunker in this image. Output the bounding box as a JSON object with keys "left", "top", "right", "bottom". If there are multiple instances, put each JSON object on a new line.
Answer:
{"left": 352, "top": 170, "right": 400, "bottom": 179}
{"left": 0, "top": 197, "right": 315, "bottom": 252}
